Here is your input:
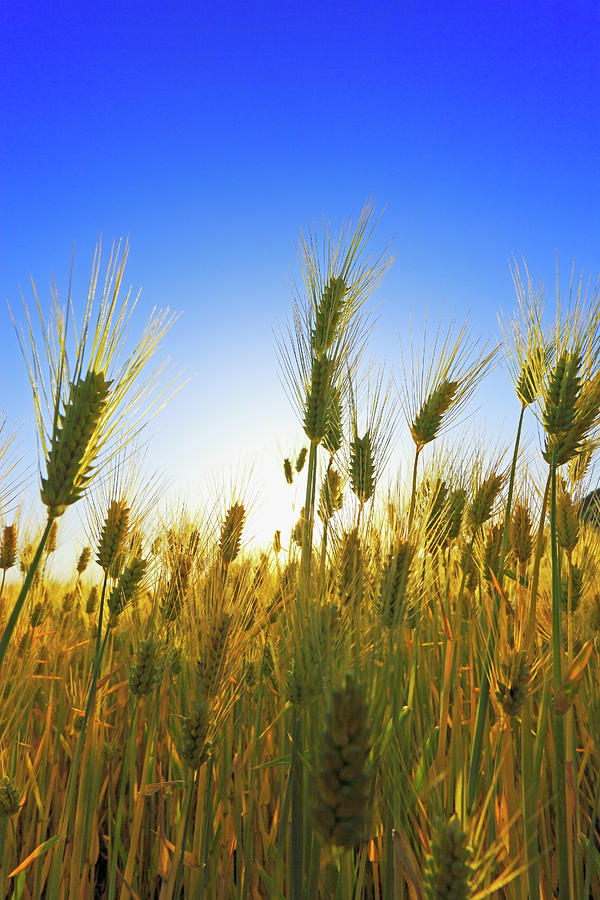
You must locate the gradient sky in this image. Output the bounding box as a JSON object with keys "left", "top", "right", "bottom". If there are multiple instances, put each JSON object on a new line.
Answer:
{"left": 1, "top": 0, "right": 599, "bottom": 556}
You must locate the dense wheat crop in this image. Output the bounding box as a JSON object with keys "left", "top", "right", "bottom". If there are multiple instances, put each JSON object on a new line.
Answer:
{"left": 1, "top": 212, "right": 600, "bottom": 899}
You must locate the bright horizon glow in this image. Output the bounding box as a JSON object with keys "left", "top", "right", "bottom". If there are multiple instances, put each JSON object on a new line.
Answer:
{"left": 1, "top": 1, "right": 599, "bottom": 574}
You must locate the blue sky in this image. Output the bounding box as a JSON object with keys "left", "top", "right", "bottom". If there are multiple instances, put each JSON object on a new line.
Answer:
{"left": 1, "top": 0, "right": 599, "bottom": 552}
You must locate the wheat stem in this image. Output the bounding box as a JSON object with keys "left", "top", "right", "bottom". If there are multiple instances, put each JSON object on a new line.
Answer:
{"left": 467, "top": 404, "right": 524, "bottom": 809}
{"left": 550, "top": 446, "right": 570, "bottom": 898}
{"left": 0, "top": 515, "right": 54, "bottom": 669}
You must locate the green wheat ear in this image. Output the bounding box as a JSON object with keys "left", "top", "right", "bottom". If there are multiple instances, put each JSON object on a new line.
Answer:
{"left": 312, "top": 673, "right": 372, "bottom": 847}
{"left": 283, "top": 457, "right": 294, "bottom": 484}
{"left": 411, "top": 379, "right": 459, "bottom": 449}
{"left": 97, "top": 499, "right": 130, "bottom": 577}
{"left": 423, "top": 814, "right": 474, "bottom": 900}
{"left": 197, "top": 610, "right": 232, "bottom": 699}
{"left": 129, "top": 636, "right": 162, "bottom": 698}
{"left": 496, "top": 650, "right": 531, "bottom": 718}
{"left": 107, "top": 556, "right": 147, "bottom": 620}
{"left": 379, "top": 540, "right": 413, "bottom": 627}
{"left": 180, "top": 700, "right": 210, "bottom": 771}
{"left": 312, "top": 274, "right": 347, "bottom": 356}
{"left": 219, "top": 502, "right": 246, "bottom": 565}
{"left": 556, "top": 486, "right": 579, "bottom": 553}
{"left": 41, "top": 370, "right": 112, "bottom": 518}
{"left": 467, "top": 472, "right": 504, "bottom": 533}
{"left": 322, "top": 385, "right": 344, "bottom": 455}
{"left": 0, "top": 774, "right": 21, "bottom": 818}
{"left": 318, "top": 466, "right": 343, "bottom": 522}
{"left": 304, "top": 354, "right": 334, "bottom": 442}
{"left": 295, "top": 446, "right": 308, "bottom": 472}
{"left": 349, "top": 431, "right": 376, "bottom": 505}
{"left": 543, "top": 351, "right": 581, "bottom": 438}
{"left": 337, "top": 528, "right": 363, "bottom": 606}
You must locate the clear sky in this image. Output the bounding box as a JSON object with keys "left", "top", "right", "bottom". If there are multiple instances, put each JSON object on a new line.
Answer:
{"left": 1, "top": 0, "right": 599, "bottom": 557}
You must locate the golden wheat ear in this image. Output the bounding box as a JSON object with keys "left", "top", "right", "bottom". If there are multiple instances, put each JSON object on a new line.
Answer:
{"left": 0, "top": 524, "right": 17, "bottom": 572}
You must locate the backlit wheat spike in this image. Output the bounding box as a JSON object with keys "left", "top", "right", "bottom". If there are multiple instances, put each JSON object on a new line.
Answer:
{"left": 198, "top": 610, "right": 232, "bottom": 698}
{"left": 0, "top": 524, "right": 17, "bottom": 571}
{"left": 167, "top": 644, "right": 183, "bottom": 678}
{"left": 219, "top": 503, "right": 245, "bottom": 565}
{"left": 45, "top": 520, "right": 58, "bottom": 554}
{"left": 543, "top": 351, "right": 582, "bottom": 438}
{"left": 129, "top": 636, "right": 162, "bottom": 698}
{"left": 318, "top": 466, "right": 343, "bottom": 522}
{"left": 444, "top": 488, "right": 466, "bottom": 544}
{"left": 30, "top": 600, "right": 48, "bottom": 628}
{"left": 411, "top": 379, "right": 459, "bottom": 450}
{"left": 20, "top": 541, "right": 34, "bottom": 575}
{"left": 467, "top": 473, "right": 504, "bottom": 533}
{"left": 322, "top": 385, "right": 344, "bottom": 455}
{"left": 312, "top": 274, "right": 348, "bottom": 356}
{"left": 569, "top": 437, "right": 599, "bottom": 486}
{"left": 379, "top": 540, "right": 413, "bottom": 627}
{"left": 423, "top": 814, "right": 474, "bottom": 900}
{"left": 312, "top": 673, "right": 372, "bottom": 847}
{"left": 41, "top": 371, "right": 112, "bottom": 518}
{"left": 515, "top": 344, "right": 547, "bottom": 407}
{"left": 304, "top": 354, "right": 334, "bottom": 442}
{"left": 287, "top": 616, "right": 332, "bottom": 705}
{"left": 425, "top": 478, "right": 449, "bottom": 546}
{"left": 556, "top": 487, "right": 579, "bottom": 553}
{"left": 337, "top": 528, "right": 363, "bottom": 606}
{"left": 180, "top": 700, "right": 210, "bottom": 770}
{"left": 283, "top": 458, "right": 294, "bottom": 484}
{"left": 85, "top": 585, "right": 98, "bottom": 615}
{"left": 61, "top": 591, "right": 75, "bottom": 614}
{"left": 97, "top": 499, "right": 130, "bottom": 577}
{"left": 503, "top": 259, "right": 549, "bottom": 409}
{"left": 160, "top": 550, "right": 192, "bottom": 623}
{"left": 350, "top": 431, "right": 376, "bottom": 505}
{"left": 496, "top": 651, "right": 531, "bottom": 718}
{"left": 509, "top": 502, "right": 533, "bottom": 566}
{"left": 76, "top": 546, "right": 91, "bottom": 575}
{"left": 295, "top": 446, "right": 308, "bottom": 472}
{"left": 550, "top": 375, "right": 600, "bottom": 466}
{"left": 0, "top": 774, "right": 21, "bottom": 818}
{"left": 107, "top": 556, "right": 147, "bottom": 619}
{"left": 561, "top": 565, "right": 584, "bottom": 613}
{"left": 292, "top": 508, "right": 305, "bottom": 546}
{"left": 483, "top": 523, "right": 503, "bottom": 584}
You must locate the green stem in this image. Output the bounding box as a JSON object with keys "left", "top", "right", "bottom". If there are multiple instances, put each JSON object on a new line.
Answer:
{"left": 467, "top": 406, "right": 524, "bottom": 809}
{"left": 173, "top": 768, "right": 199, "bottom": 900}
{"left": 521, "top": 703, "right": 540, "bottom": 900}
{"left": 0, "top": 516, "right": 54, "bottom": 668}
{"left": 290, "top": 707, "right": 305, "bottom": 900}
{"left": 300, "top": 441, "right": 319, "bottom": 609}
{"left": 407, "top": 446, "right": 420, "bottom": 533}
{"left": 108, "top": 701, "right": 139, "bottom": 900}
{"left": 550, "top": 449, "right": 569, "bottom": 898}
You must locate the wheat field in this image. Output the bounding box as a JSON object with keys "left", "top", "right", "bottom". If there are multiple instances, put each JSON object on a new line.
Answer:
{"left": 1, "top": 209, "right": 600, "bottom": 899}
